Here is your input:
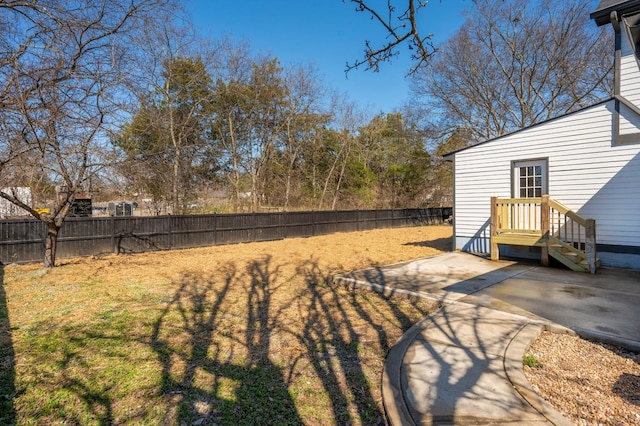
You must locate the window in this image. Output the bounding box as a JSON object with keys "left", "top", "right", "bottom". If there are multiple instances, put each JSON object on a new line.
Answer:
{"left": 513, "top": 160, "right": 547, "bottom": 198}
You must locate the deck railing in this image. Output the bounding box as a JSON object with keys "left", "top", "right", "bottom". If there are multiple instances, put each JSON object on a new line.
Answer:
{"left": 490, "top": 195, "right": 597, "bottom": 273}
{"left": 493, "top": 197, "right": 543, "bottom": 235}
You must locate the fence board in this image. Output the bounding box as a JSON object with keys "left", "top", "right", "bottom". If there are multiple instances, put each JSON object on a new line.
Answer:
{"left": 0, "top": 208, "right": 452, "bottom": 264}
{"left": 283, "top": 211, "right": 315, "bottom": 238}
{"left": 170, "top": 215, "right": 218, "bottom": 249}
{"left": 0, "top": 219, "right": 45, "bottom": 263}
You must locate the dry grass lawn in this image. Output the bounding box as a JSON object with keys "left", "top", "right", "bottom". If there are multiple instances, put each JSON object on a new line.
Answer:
{"left": 0, "top": 226, "right": 451, "bottom": 425}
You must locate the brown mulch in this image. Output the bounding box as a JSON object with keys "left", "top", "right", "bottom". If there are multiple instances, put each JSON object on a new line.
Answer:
{"left": 524, "top": 331, "right": 640, "bottom": 425}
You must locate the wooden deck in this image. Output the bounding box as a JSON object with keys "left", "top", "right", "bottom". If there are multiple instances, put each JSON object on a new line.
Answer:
{"left": 491, "top": 233, "right": 547, "bottom": 247}
{"left": 490, "top": 195, "right": 598, "bottom": 273}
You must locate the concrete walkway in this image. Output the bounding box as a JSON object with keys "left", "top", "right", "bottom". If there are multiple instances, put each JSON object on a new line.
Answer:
{"left": 334, "top": 252, "right": 640, "bottom": 425}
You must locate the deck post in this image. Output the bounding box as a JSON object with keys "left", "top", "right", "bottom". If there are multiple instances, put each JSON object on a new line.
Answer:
{"left": 490, "top": 196, "right": 499, "bottom": 261}
{"left": 586, "top": 218, "right": 597, "bottom": 274}
{"left": 540, "top": 195, "right": 550, "bottom": 267}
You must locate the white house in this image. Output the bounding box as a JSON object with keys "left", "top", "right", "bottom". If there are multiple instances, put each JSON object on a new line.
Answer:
{"left": 445, "top": 0, "right": 640, "bottom": 271}
{"left": 0, "top": 187, "right": 32, "bottom": 218}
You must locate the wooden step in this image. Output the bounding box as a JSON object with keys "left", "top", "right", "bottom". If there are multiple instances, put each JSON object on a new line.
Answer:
{"left": 548, "top": 247, "right": 599, "bottom": 273}
{"left": 578, "top": 258, "right": 601, "bottom": 268}
{"left": 548, "top": 247, "right": 589, "bottom": 273}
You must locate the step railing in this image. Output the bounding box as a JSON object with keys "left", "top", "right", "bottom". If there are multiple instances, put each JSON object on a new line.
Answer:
{"left": 490, "top": 195, "right": 597, "bottom": 273}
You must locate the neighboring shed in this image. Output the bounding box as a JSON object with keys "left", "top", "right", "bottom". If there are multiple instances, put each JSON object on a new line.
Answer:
{"left": 445, "top": 0, "right": 640, "bottom": 271}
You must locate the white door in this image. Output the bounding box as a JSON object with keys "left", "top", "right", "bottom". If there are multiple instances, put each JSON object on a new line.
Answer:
{"left": 513, "top": 160, "right": 548, "bottom": 198}
{"left": 511, "top": 160, "right": 548, "bottom": 231}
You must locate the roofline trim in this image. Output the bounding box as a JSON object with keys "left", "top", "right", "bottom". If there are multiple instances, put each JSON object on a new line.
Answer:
{"left": 591, "top": 0, "right": 640, "bottom": 26}
{"left": 442, "top": 98, "right": 614, "bottom": 160}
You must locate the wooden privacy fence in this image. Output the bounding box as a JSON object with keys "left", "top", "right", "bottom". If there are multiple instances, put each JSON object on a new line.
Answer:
{"left": 0, "top": 208, "right": 452, "bottom": 264}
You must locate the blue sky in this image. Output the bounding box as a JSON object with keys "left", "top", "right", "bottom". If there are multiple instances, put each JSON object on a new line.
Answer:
{"left": 186, "top": 0, "right": 469, "bottom": 114}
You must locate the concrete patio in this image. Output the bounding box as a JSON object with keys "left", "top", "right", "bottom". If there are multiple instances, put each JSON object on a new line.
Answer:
{"left": 334, "top": 252, "right": 640, "bottom": 425}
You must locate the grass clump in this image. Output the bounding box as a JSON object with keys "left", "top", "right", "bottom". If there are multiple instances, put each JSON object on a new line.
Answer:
{"left": 523, "top": 353, "right": 543, "bottom": 369}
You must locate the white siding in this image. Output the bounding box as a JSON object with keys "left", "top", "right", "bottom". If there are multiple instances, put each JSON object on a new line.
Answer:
{"left": 619, "top": 29, "right": 640, "bottom": 135}
{"left": 619, "top": 102, "right": 640, "bottom": 135}
{"left": 620, "top": 29, "right": 640, "bottom": 105}
{"left": 453, "top": 101, "right": 640, "bottom": 262}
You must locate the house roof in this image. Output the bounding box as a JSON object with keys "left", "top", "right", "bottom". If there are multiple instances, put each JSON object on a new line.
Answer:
{"left": 591, "top": 0, "right": 640, "bottom": 26}
{"left": 442, "top": 98, "right": 613, "bottom": 160}
{"left": 442, "top": 2, "right": 631, "bottom": 160}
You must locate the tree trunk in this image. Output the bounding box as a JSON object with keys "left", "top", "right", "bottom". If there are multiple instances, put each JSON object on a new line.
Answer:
{"left": 251, "top": 173, "right": 259, "bottom": 212}
{"left": 170, "top": 130, "right": 181, "bottom": 215}
{"left": 227, "top": 114, "right": 240, "bottom": 213}
{"left": 43, "top": 221, "right": 60, "bottom": 268}
{"left": 284, "top": 173, "right": 292, "bottom": 211}
{"left": 332, "top": 156, "right": 348, "bottom": 211}
{"left": 319, "top": 148, "right": 342, "bottom": 210}
{"left": 283, "top": 140, "right": 300, "bottom": 211}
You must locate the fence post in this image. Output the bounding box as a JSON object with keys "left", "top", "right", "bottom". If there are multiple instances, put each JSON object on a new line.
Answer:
{"left": 586, "top": 218, "right": 597, "bottom": 274}
{"left": 252, "top": 212, "right": 256, "bottom": 242}
{"left": 490, "top": 197, "right": 499, "bottom": 261}
{"left": 311, "top": 211, "right": 316, "bottom": 237}
{"left": 213, "top": 213, "right": 218, "bottom": 246}
{"left": 167, "top": 215, "right": 172, "bottom": 250}
{"left": 111, "top": 215, "right": 117, "bottom": 254}
{"left": 540, "top": 195, "right": 550, "bottom": 267}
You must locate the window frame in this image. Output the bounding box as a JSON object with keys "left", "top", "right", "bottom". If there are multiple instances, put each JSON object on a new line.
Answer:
{"left": 511, "top": 158, "right": 549, "bottom": 198}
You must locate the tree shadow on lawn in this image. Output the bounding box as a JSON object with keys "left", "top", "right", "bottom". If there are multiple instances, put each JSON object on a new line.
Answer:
{"left": 403, "top": 237, "right": 452, "bottom": 252}
{"left": 0, "top": 265, "right": 17, "bottom": 425}
{"left": 293, "top": 259, "right": 432, "bottom": 424}
{"left": 151, "top": 259, "right": 303, "bottom": 425}
{"left": 150, "top": 256, "right": 434, "bottom": 425}
{"left": 0, "top": 268, "right": 116, "bottom": 425}
{"left": 11, "top": 306, "right": 145, "bottom": 425}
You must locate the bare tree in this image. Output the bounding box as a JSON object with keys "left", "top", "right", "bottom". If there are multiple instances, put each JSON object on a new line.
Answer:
{"left": 317, "top": 96, "right": 368, "bottom": 210}
{"left": 283, "top": 68, "right": 329, "bottom": 210}
{"left": 0, "top": 0, "right": 166, "bottom": 267}
{"left": 119, "top": 55, "right": 215, "bottom": 214}
{"left": 243, "top": 57, "right": 288, "bottom": 212}
{"left": 211, "top": 49, "right": 290, "bottom": 213}
{"left": 345, "top": 0, "right": 436, "bottom": 75}
{"left": 117, "top": 13, "right": 223, "bottom": 214}
{"left": 210, "top": 43, "right": 256, "bottom": 212}
{"left": 411, "top": 0, "right": 613, "bottom": 141}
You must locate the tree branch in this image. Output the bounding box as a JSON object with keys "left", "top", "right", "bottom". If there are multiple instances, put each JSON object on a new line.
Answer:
{"left": 345, "top": 0, "right": 436, "bottom": 75}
